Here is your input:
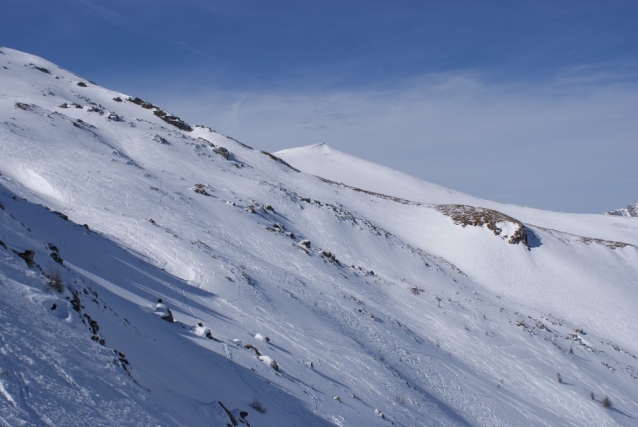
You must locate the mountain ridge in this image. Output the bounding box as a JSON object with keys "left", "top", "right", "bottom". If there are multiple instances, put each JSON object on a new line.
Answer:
{"left": 1, "top": 47, "right": 637, "bottom": 426}
{"left": 606, "top": 203, "right": 638, "bottom": 218}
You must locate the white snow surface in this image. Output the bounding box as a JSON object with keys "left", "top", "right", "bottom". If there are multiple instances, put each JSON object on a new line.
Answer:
{"left": 0, "top": 47, "right": 637, "bottom": 426}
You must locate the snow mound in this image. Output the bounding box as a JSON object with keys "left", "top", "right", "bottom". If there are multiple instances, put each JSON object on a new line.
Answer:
{"left": 276, "top": 143, "right": 477, "bottom": 205}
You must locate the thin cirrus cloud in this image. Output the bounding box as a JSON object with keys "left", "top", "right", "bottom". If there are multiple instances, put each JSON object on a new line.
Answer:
{"left": 161, "top": 68, "right": 638, "bottom": 214}
{"left": 67, "top": 0, "right": 213, "bottom": 59}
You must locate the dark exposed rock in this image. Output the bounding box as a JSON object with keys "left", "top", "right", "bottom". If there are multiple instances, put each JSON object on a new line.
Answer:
{"left": 17, "top": 249, "right": 36, "bottom": 267}
{"left": 605, "top": 202, "right": 638, "bottom": 218}
{"left": 161, "top": 308, "right": 175, "bottom": 323}
{"left": 319, "top": 177, "right": 418, "bottom": 205}
{"left": 53, "top": 211, "right": 69, "bottom": 220}
{"left": 84, "top": 314, "right": 100, "bottom": 334}
{"left": 579, "top": 237, "right": 630, "bottom": 250}
{"left": 509, "top": 226, "right": 527, "bottom": 245}
{"left": 127, "top": 97, "right": 156, "bottom": 109}
{"left": 299, "top": 240, "right": 311, "bottom": 249}
{"left": 193, "top": 183, "right": 211, "bottom": 196}
{"left": 244, "top": 343, "right": 261, "bottom": 356}
{"left": 226, "top": 135, "right": 253, "bottom": 150}
{"left": 435, "top": 205, "right": 530, "bottom": 247}
{"left": 15, "top": 102, "right": 33, "bottom": 111}
{"left": 114, "top": 350, "right": 132, "bottom": 375}
{"left": 33, "top": 66, "right": 50, "bottom": 74}
{"left": 70, "top": 291, "right": 82, "bottom": 313}
{"left": 260, "top": 151, "right": 300, "bottom": 172}
{"left": 321, "top": 251, "right": 340, "bottom": 264}
{"left": 77, "top": 82, "right": 88, "bottom": 87}
{"left": 152, "top": 109, "right": 193, "bottom": 132}
{"left": 153, "top": 135, "right": 170, "bottom": 145}
{"left": 214, "top": 146, "right": 230, "bottom": 159}
{"left": 50, "top": 251, "right": 64, "bottom": 265}
{"left": 217, "top": 401, "right": 239, "bottom": 427}
{"left": 88, "top": 106, "right": 104, "bottom": 114}
{"left": 126, "top": 96, "right": 193, "bottom": 131}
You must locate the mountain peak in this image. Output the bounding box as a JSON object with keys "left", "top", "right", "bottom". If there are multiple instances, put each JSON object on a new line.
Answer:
{"left": 2, "top": 48, "right": 638, "bottom": 426}
{"left": 605, "top": 202, "right": 638, "bottom": 218}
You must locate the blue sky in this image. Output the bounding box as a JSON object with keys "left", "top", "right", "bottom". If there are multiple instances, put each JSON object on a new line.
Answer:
{"left": 2, "top": 0, "right": 637, "bottom": 212}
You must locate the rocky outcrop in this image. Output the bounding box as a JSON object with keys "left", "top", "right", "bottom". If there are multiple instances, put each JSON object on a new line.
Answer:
{"left": 17, "top": 249, "right": 36, "bottom": 267}
{"left": 435, "top": 205, "right": 529, "bottom": 246}
{"left": 214, "top": 146, "right": 230, "bottom": 160}
{"left": 605, "top": 202, "right": 638, "bottom": 218}
{"left": 127, "top": 97, "right": 193, "bottom": 132}
{"left": 261, "top": 151, "right": 300, "bottom": 172}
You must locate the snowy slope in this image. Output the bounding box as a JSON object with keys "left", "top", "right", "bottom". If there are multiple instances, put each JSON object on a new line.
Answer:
{"left": 276, "top": 143, "right": 481, "bottom": 206}
{"left": 276, "top": 144, "right": 638, "bottom": 245}
{"left": 1, "top": 47, "right": 637, "bottom": 426}
{"left": 277, "top": 144, "right": 638, "bottom": 351}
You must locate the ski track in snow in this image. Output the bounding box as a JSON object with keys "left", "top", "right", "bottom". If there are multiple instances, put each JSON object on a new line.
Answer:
{"left": 0, "top": 47, "right": 636, "bottom": 426}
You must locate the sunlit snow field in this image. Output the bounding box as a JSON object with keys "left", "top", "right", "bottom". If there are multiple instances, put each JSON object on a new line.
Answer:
{"left": 1, "top": 47, "right": 637, "bottom": 426}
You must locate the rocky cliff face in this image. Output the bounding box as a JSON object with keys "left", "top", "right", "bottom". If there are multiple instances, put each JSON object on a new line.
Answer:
{"left": 435, "top": 204, "right": 529, "bottom": 246}
{"left": 605, "top": 202, "right": 638, "bottom": 218}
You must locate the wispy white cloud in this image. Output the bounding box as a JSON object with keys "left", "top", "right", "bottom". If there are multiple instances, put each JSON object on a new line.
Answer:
{"left": 68, "top": 0, "right": 213, "bottom": 59}
{"left": 554, "top": 60, "right": 638, "bottom": 85}
{"left": 159, "top": 68, "right": 638, "bottom": 213}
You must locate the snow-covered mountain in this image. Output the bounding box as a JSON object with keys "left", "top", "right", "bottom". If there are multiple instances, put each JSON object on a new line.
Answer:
{"left": 1, "top": 47, "right": 637, "bottom": 426}
{"left": 605, "top": 203, "right": 638, "bottom": 218}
